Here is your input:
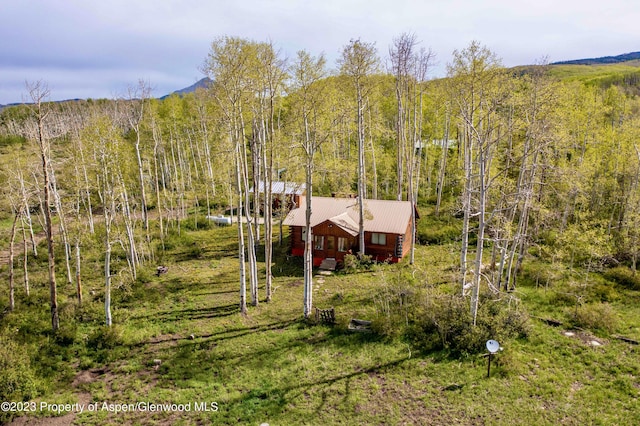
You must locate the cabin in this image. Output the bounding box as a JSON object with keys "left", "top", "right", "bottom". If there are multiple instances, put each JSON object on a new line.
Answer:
{"left": 249, "top": 181, "right": 306, "bottom": 212}
{"left": 283, "top": 196, "right": 417, "bottom": 267}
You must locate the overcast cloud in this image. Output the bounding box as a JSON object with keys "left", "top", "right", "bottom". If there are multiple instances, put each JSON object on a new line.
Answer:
{"left": 1, "top": 0, "right": 638, "bottom": 104}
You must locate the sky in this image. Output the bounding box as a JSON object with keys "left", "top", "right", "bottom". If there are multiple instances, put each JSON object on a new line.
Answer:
{"left": 1, "top": 0, "right": 638, "bottom": 105}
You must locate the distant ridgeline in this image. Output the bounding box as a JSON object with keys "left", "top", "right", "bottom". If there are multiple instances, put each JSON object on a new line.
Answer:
{"left": 545, "top": 51, "right": 640, "bottom": 95}
{"left": 552, "top": 51, "right": 640, "bottom": 65}
{"left": 0, "top": 79, "right": 212, "bottom": 110}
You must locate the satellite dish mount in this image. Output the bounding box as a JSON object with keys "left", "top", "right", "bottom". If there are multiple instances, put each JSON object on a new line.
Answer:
{"left": 486, "top": 340, "right": 500, "bottom": 377}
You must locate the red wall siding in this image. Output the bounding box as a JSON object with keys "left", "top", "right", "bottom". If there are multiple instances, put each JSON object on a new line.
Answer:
{"left": 364, "top": 232, "right": 403, "bottom": 262}
{"left": 290, "top": 224, "right": 411, "bottom": 264}
{"left": 401, "top": 220, "right": 412, "bottom": 258}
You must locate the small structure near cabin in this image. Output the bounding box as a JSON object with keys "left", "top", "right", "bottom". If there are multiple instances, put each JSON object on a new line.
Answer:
{"left": 249, "top": 181, "right": 306, "bottom": 212}
{"left": 206, "top": 215, "right": 232, "bottom": 226}
{"left": 283, "top": 196, "right": 418, "bottom": 266}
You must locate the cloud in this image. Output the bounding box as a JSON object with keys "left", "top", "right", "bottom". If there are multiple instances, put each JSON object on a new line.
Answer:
{"left": 1, "top": 0, "right": 639, "bottom": 104}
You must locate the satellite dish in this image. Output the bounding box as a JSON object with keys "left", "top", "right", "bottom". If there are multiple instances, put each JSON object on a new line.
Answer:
{"left": 486, "top": 340, "right": 500, "bottom": 353}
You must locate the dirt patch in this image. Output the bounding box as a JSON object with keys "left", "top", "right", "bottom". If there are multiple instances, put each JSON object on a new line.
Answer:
{"left": 7, "top": 393, "right": 91, "bottom": 426}
{"left": 562, "top": 330, "right": 606, "bottom": 347}
{"left": 72, "top": 370, "right": 98, "bottom": 387}
{"left": 8, "top": 412, "right": 76, "bottom": 426}
{"left": 8, "top": 368, "right": 105, "bottom": 426}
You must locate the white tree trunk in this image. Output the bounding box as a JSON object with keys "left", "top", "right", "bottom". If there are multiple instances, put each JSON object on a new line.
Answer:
{"left": 471, "top": 147, "right": 487, "bottom": 326}
{"left": 303, "top": 171, "right": 313, "bottom": 319}
{"left": 235, "top": 140, "right": 248, "bottom": 315}
{"left": 21, "top": 216, "right": 30, "bottom": 296}
{"left": 8, "top": 213, "right": 18, "bottom": 311}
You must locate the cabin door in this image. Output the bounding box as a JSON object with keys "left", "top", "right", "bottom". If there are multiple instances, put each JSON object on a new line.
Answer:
{"left": 326, "top": 236, "right": 336, "bottom": 258}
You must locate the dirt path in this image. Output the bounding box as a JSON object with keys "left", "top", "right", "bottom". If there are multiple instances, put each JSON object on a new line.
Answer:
{"left": 0, "top": 229, "right": 46, "bottom": 265}
{"left": 7, "top": 370, "right": 96, "bottom": 426}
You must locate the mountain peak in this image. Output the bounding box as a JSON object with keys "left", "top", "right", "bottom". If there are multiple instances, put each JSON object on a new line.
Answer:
{"left": 161, "top": 77, "right": 212, "bottom": 99}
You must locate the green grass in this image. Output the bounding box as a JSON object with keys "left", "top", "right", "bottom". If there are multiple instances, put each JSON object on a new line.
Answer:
{"left": 1, "top": 222, "right": 640, "bottom": 424}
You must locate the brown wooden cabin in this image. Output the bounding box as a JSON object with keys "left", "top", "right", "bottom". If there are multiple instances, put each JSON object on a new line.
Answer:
{"left": 284, "top": 196, "right": 417, "bottom": 267}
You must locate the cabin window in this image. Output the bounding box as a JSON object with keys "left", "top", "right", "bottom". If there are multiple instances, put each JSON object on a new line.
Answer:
{"left": 338, "top": 237, "right": 347, "bottom": 252}
{"left": 371, "top": 233, "right": 386, "bottom": 245}
{"left": 314, "top": 235, "right": 324, "bottom": 250}
{"left": 327, "top": 236, "right": 335, "bottom": 250}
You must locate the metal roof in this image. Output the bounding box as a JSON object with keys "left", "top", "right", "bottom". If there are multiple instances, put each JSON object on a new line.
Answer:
{"left": 283, "top": 196, "right": 414, "bottom": 235}
{"left": 249, "top": 181, "right": 306, "bottom": 195}
{"left": 327, "top": 212, "right": 359, "bottom": 236}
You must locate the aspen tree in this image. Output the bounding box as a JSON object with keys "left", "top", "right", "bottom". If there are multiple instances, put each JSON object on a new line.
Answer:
{"left": 339, "top": 39, "right": 380, "bottom": 256}
{"left": 26, "top": 81, "right": 59, "bottom": 331}
{"left": 204, "top": 36, "right": 261, "bottom": 312}
{"left": 126, "top": 81, "right": 151, "bottom": 240}
{"left": 290, "top": 50, "right": 329, "bottom": 318}
{"left": 255, "top": 41, "right": 287, "bottom": 302}
{"left": 90, "top": 116, "right": 125, "bottom": 326}
{"left": 447, "top": 42, "right": 506, "bottom": 324}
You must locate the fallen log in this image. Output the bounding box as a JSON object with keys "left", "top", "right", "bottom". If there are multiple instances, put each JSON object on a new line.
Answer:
{"left": 612, "top": 335, "right": 639, "bottom": 345}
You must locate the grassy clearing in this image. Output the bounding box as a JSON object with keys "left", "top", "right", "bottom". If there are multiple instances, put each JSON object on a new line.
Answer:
{"left": 1, "top": 222, "right": 640, "bottom": 425}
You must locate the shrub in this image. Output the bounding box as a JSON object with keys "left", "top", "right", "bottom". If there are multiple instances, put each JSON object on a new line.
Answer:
{"left": 520, "top": 261, "right": 564, "bottom": 288}
{"left": 342, "top": 253, "right": 373, "bottom": 274}
{"left": 570, "top": 303, "right": 618, "bottom": 333}
{"left": 604, "top": 266, "right": 640, "bottom": 290}
{"left": 161, "top": 231, "right": 194, "bottom": 251}
{"left": 588, "top": 281, "right": 620, "bottom": 303}
{"left": 87, "top": 325, "right": 125, "bottom": 350}
{"left": 181, "top": 216, "right": 213, "bottom": 231}
{"left": 406, "top": 294, "right": 530, "bottom": 357}
{"left": 54, "top": 324, "right": 78, "bottom": 346}
{"left": 0, "top": 337, "right": 38, "bottom": 423}
{"left": 86, "top": 325, "right": 129, "bottom": 363}
{"left": 135, "top": 267, "right": 154, "bottom": 284}
{"left": 371, "top": 283, "right": 415, "bottom": 339}
{"left": 416, "top": 217, "right": 461, "bottom": 245}
{"left": 0, "top": 134, "right": 27, "bottom": 148}
{"left": 161, "top": 232, "right": 203, "bottom": 260}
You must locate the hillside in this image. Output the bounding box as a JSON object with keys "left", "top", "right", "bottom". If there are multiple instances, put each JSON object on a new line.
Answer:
{"left": 552, "top": 51, "right": 640, "bottom": 65}
{"left": 546, "top": 61, "right": 640, "bottom": 95}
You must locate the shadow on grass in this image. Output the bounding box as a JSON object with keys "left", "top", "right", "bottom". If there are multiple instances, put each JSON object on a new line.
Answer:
{"left": 129, "top": 319, "right": 301, "bottom": 348}
{"left": 191, "top": 288, "right": 239, "bottom": 296}
{"left": 224, "top": 356, "right": 411, "bottom": 422}
{"left": 153, "top": 277, "right": 240, "bottom": 295}
{"left": 130, "top": 303, "right": 239, "bottom": 323}
{"left": 156, "top": 318, "right": 395, "bottom": 376}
